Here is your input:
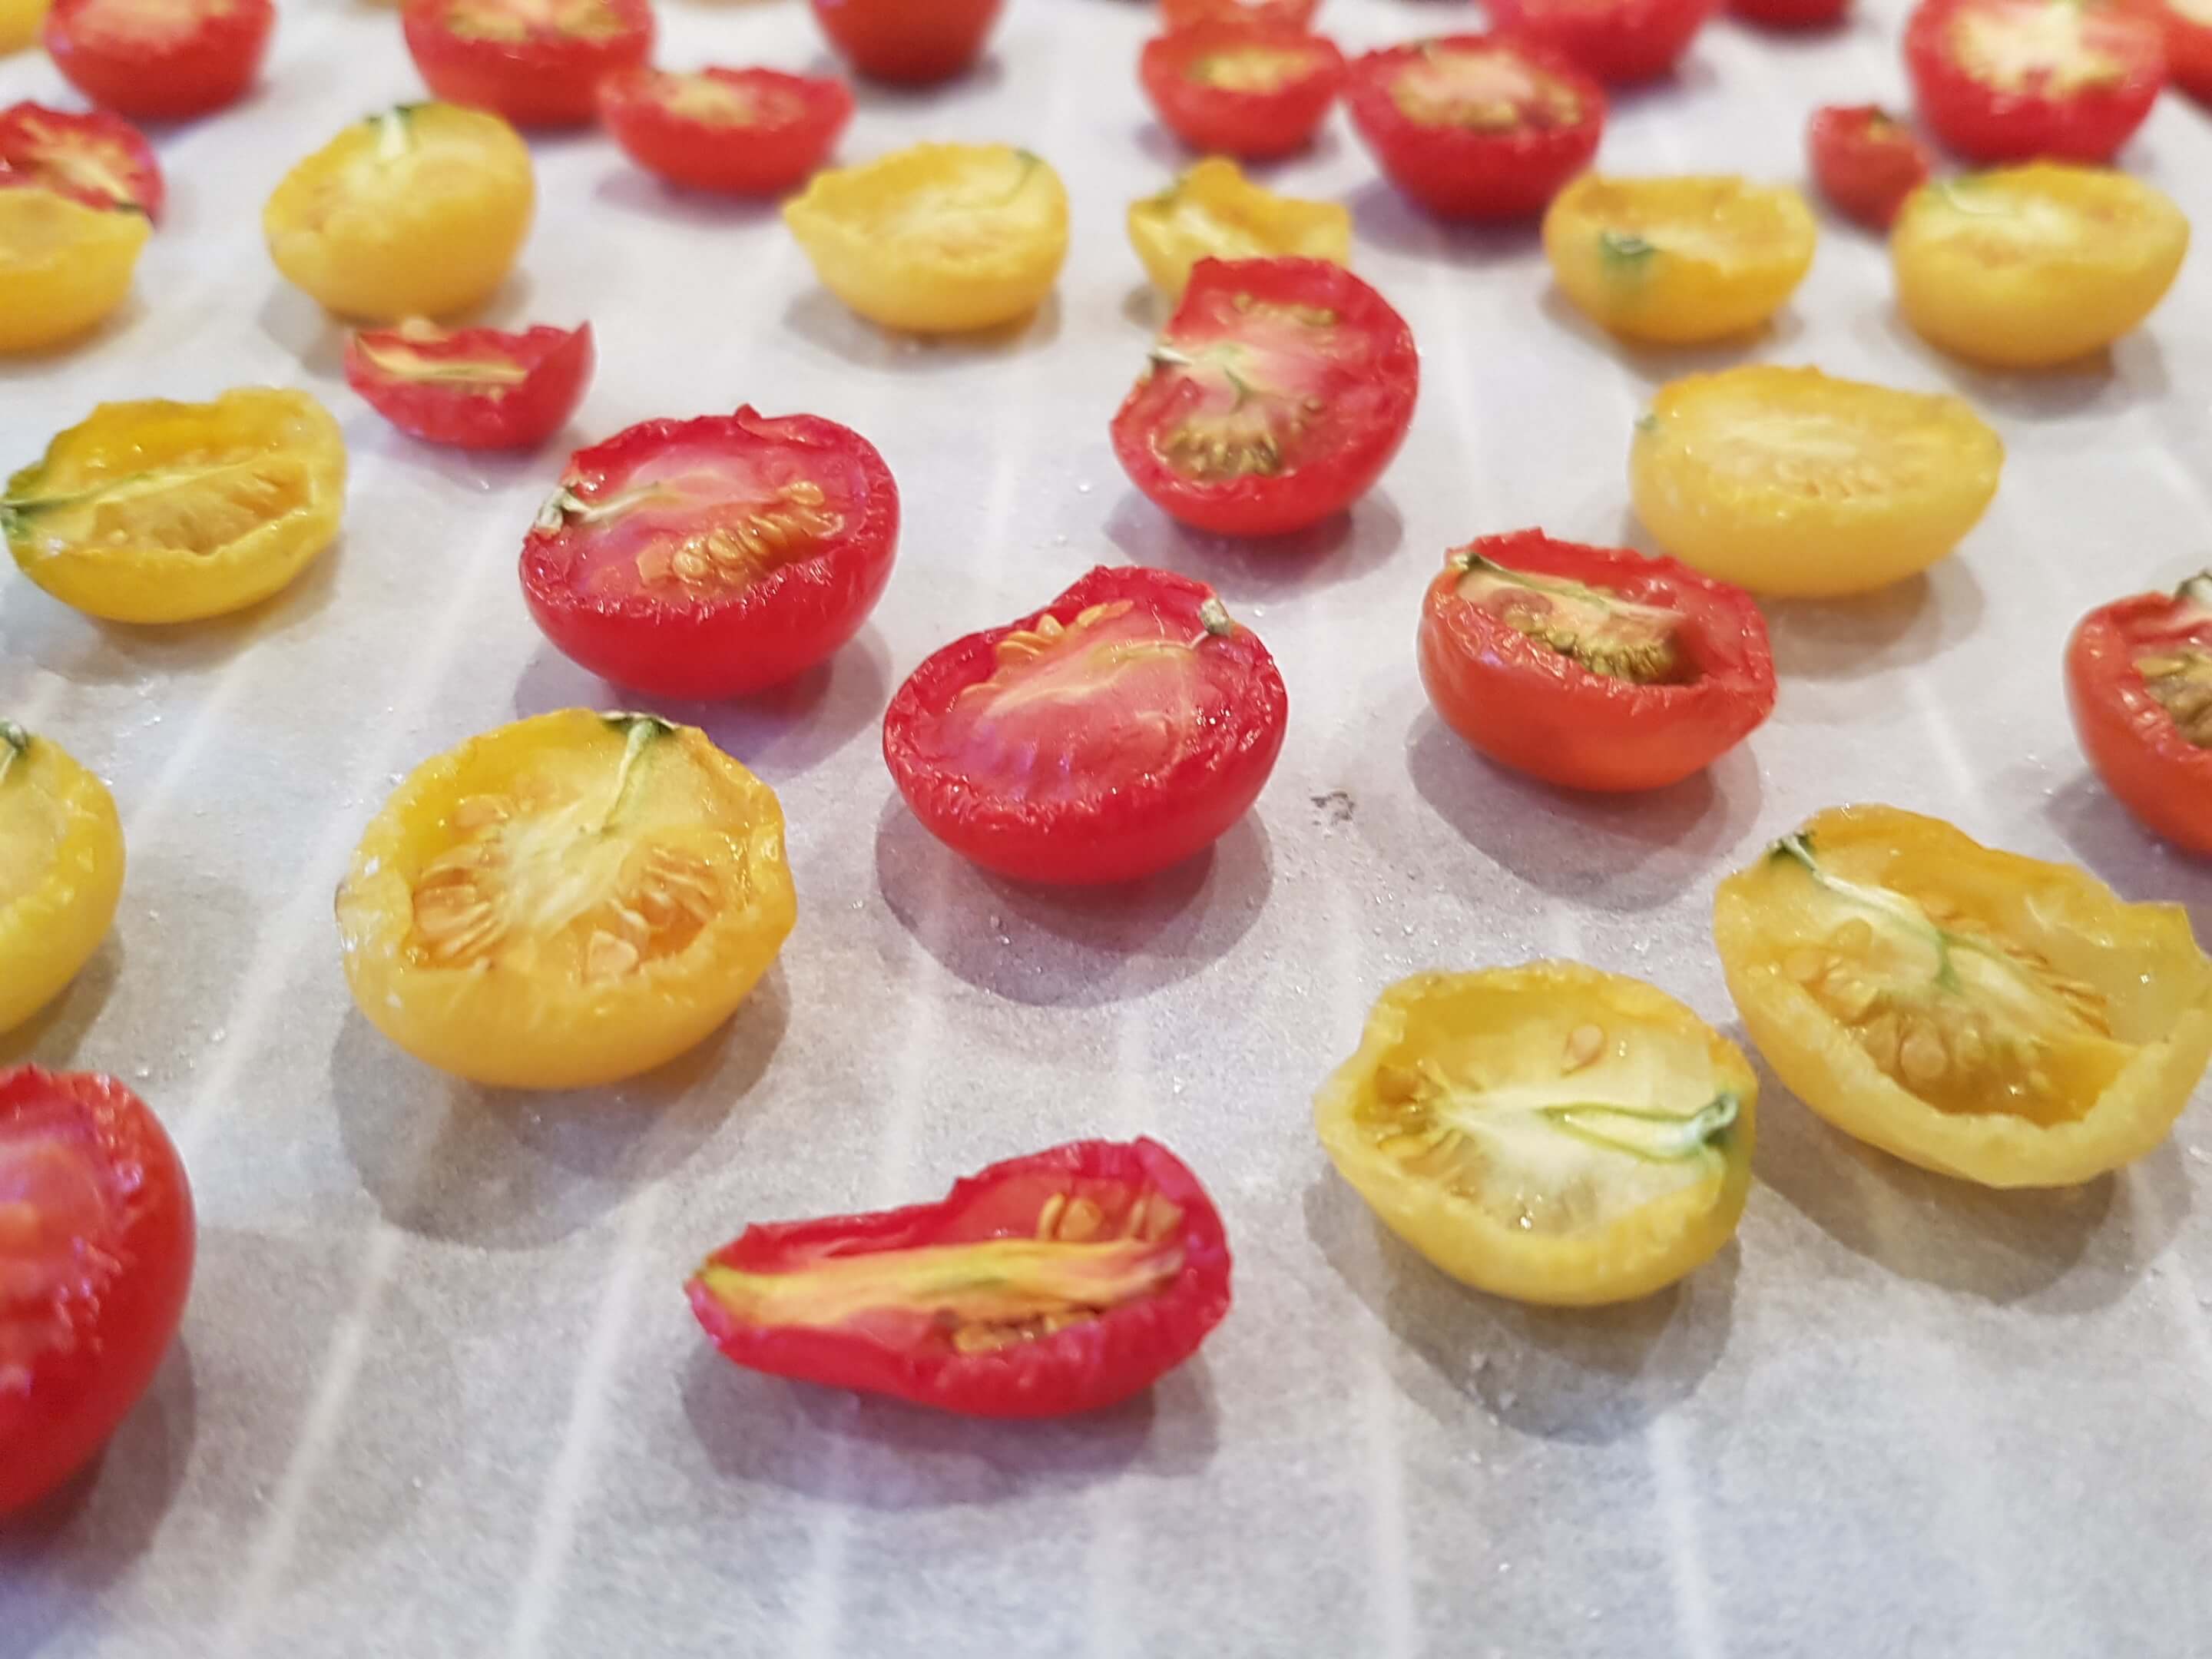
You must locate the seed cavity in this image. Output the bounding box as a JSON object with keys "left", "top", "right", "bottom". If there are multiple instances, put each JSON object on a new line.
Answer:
{"left": 2137, "top": 647, "right": 2212, "bottom": 747}
{"left": 635, "top": 479, "right": 844, "bottom": 593}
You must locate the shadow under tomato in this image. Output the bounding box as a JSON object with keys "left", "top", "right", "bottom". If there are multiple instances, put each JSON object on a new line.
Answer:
{"left": 802, "top": 48, "right": 1010, "bottom": 108}
{"left": 1130, "top": 119, "right": 1347, "bottom": 177}
{"left": 0, "top": 294, "right": 151, "bottom": 388}
{"left": 1343, "top": 179, "right": 1545, "bottom": 267}
{"left": 1870, "top": 305, "right": 2171, "bottom": 427}
{"left": 1535, "top": 286, "right": 1807, "bottom": 386}
{"left": 1750, "top": 560, "right": 1987, "bottom": 687}
{"left": 1101, "top": 486, "right": 1406, "bottom": 601}
{"left": 590, "top": 166, "right": 789, "bottom": 233}
{"left": 0, "top": 935, "right": 121, "bottom": 1071}
{"left": 782, "top": 286, "right": 1064, "bottom": 376}
{"left": 2041, "top": 767, "right": 2212, "bottom": 942}
{"left": 1120, "top": 281, "right": 1165, "bottom": 336}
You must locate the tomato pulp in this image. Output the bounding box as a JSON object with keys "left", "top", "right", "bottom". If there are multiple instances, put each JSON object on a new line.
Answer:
{"left": 600, "top": 68, "right": 853, "bottom": 196}
{"left": 1482, "top": 0, "right": 1717, "bottom": 83}
{"left": 2066, "top": 572, "right": 2212, "bottom": 856}
{"left": 402, "top": 0, "right": 653, "bottom": 128}
{"left": 0, "top": 102, "right": 161, "bottom": 217}
{"left": 43, "top": 0, "right": 273, "bottom": 119}
{"left": 1905, "top": 0, "right": 2164, "bottom": 164}
{"left": 1806, "top": 104, "right": 1932, "bottom": 229}
{"left": 811, "top": 0, "right": 1002, "bottom": 84}
{"left": 1139, "top": 21, "right": 1346, "bottom": 159}
{"left": 346, "top": 321, "right": 593, "bottom": 450}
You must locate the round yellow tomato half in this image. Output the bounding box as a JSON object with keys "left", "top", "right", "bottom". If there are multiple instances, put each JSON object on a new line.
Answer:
{"left": 0, "top": 187, "right": 147, "bottom": 354}
{"left": 1543, "top": 174, "right": 1817, "bottom": 346}
{"left": 1891, "top": 164, "right": 2188, "bottom": 369}
{"left": 0, "top": 0, "right": 49, "bottom": 51}
{"left": 1715, "top": 804, "right": 2212, "bottom": 1188}
{"left": 264, "top": 103, "right": 535, "bottom": 323}
{"left": 5, "top": 388, "right": 346, "bottom": 624}
{"left": 1315, "top": 962, "right": 1756, "bottom": 1307}
{"left": 783, "top": 142, "right": 1070, "bottom": 334}
{"left": 336, "top": 710, "right": 797, "bottom": 1091}
{"left": 0, "top": 721, "right": 123, "bottom": 1034}
{"left": 1629, "top": 365, "right": 2004, "bottom": 598}
{"left": 1127, "top": 157, "right": 1351, "bottom": 300}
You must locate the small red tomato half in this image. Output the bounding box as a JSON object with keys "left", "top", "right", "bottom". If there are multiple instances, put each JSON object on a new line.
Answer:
{"left": 1730, "top": 0, "right": 1848, "bottom": 29}
{"left": 1905, "top": 0, "right": 2164, "bottom": 164}
{"left": 42, "top": 0, "right": 273, "bottom": 121}
{"left": 2065, "top": 571, "right": 2212, "bottom": 856}
{"left": 0, "top": 1068, "right": 194, "bottom": 1516}
{"left": 689, "top": 1138, "right": 1232, "bottom": 1419}
{"left": 0, "top": 104, "right": 162, "bottom": 219}
{"left": 811, "top": 0, "right": 1002, "bottom": 84}
{"left": 522, "top": 407, "right": 898, "bottom": 699}
{"left": 1164, "top": 0, "right": 1320, "bottom": 27}
{"left": 1346, "top": 35, "right": 1604, "bottom": 220}
{"left": 2122, "top": 0, "right": 2212, "bottom": 102}
{"left": 402, "top": 0, "right": 654, "bottom": 129}
{"left": 883, "top": 566, "right": 1286, "bottom": 886}
{"left": 599, "top": 68, "right": 853, "bottom": 196}
{"left": 1418, "top": 530, "right": 1777, "bottom": 793}
{"left": 1113, "top": 257, "right": 1418, "bottom": 539}
{"left": 345, "top": 321, "right": 594, "bottom": 452}
{"left": 1806, "top": 104, "right": 1932, "bottom": 228}
{"left": 1140, "top": 22, "right": 1346, "bottom": 159}
{"left": 1483, "top": 0, "right": 1717, "bottom": 83}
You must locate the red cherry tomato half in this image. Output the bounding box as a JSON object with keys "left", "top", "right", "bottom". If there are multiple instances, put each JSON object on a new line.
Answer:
{"left": 1483, "top": 0, "right": 1717, "bottom": 83}
{"left": 882, "top": 565, "right": 1287, "bottom": 886}
{"left": 0, "top": 104, "right": 162, "bottom": 219}
{"left": 0, "top": 1068, "right": 194, "bottom": 1516}
{"left": 345, "top": 321, "right": 594, "bottom": 452}
{"left": 1112, "top": 257, "right": 1419, "bottom": 539}
{"left": 690, "top": 1137, "right": 1232, "bottom": 1419}
{"left": 810, "top": 0, "right": 1003, "bottom": 84}
{"left": 42, "top": 0, "right": 273, "bottom": 121}
{"left": 1345, "top": 35, "right": 1604, "bottom": 220}
{"left": 599, "top": 68, "right": 853, "bottom": 196}
{"left": 1139, "top": 22, "right": 1346, "bottom": 159}
{"left": 2065, "top": 571, "right": 2212, "bottom": 856}
{"left": 522, "top": 407, "right": 898, "bottom": 700}
{"left": 1806, "top": 104, "right": 1932, "bottom": 229}
{"left": 1164, "top": 0, "right": 1320, "bottom": 27}
{"left": 1730, "top": 0, "right": 1848, "bottom": 28}
{"left": 1418, "top": 529, "right": 1777, "bottom": 793}
{"left": 2121, "top": 0, "right": 2212, "bottom": 102}
{"left": 402, "top": 0, "right": 654, "bottom": 129}
{"left": 1904, "top": 0, "right": 2164, "bottom": 164}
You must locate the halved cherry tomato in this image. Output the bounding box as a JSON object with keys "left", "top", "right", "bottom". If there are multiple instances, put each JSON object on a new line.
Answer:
{"left": 1807, "top": 104, "right": 1931, "bottom": 230}
{"left": 0, "top": 1068, "right": 194, "bottom": 1515}
{"left": 0, "top": 184, "right": 146, "bottom": 353}
{"left": 1730, "top": 0, "right": 1846, "bottom": 27}
{"left": 1112, "top": 256, "right": 1418, "bottom": 538}
{"left": 690, "top": 1138, "right": 1231, "bottom": 1418}
{"left": 2122, "top": 0, "right": 2212, "bottom": 101}
{"left": 1482, "top": 0, "right": 1716, "bottom": 84}
{"left": 1128, "top": 157, "right": 1351, "bottom": 300}
{"left": 1346, "top": 35, "right": 1604, "bottom": 220}
{"left": 1905, "top": 0, "right": 2164, "bottom": 164}
{"left": 2065, "top": 571, "right": 2212, "bottom": 856}
{"left": 1164, "top": 0, "right": 1318, "bottom": 27}
{"left": 522, "top": 407, "right": 896, "bottom": 699}
{"left": 0, "top": 723, "right": 123, "bottom": 1035}
{"left": 1417, "top": 530, "right": 1775, "bottom": 793}
{"left": 402, "top": 0, "right": 653, "bottom": 129}
{"left": 882, "top": 566, "right": 1287, "bottom": 886}
{"left": 345, "top": 320, "right": 593, "bottom": 451}
{"left": 42, "top": 0, "right": 272, "bottom": 119}
{"left": 812, "top": 0, "right": 1002, "bottom": 84}
{"left": 0, "top": 103, "right": 161, "bottom": 219}
{"left": 600, "top": 68, "right": 852, "bottom": 196}
{"left": 1139, "top": 21, "right": 1346, "bottom": 160}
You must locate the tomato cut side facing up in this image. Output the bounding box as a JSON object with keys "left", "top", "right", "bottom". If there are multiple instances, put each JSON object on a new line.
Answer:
{"left": 1346, "top": 35, "right": 1605, "bottom": 220}
{"left": 1127, "top": 157, "right": 1352, "bottom": 300}
{"left": 811, "top": 0, "right": 1002, "bottom": 84}
{"left": 0, "top": 1068, "right": 194, "bottom": 1516}
{"left": 1164, "top": 0, "right": 1319, "bottom": 28}
{"left": 1807, "top": 104, "right": 1932, "bottom": 229}
{"left": 523, "top": 407, "right": 897, "bottom": 700}
{"left": 690, "top": 1137, "right": 1232, "bottom": 1418}
{"left": 882, "top": 565, "right": 1288, "bottom": 886}
{"left": 1417, "top": 530, "right": 1776, "bottom": 793}
{"left": 1482, "top": 0, "right": 1717, "bottom": 84}
{"left": 600, "top": 68, "right": 853, "bottom": 196}
{"left": 402, "top": 0, "right": 653, "bottom": 128}
{"left": 346, "top": 320, "right": 593, "bottom": 451}
{"left": 1139, "top": 21, "right": 1346, "bottom": 159}
{"left": 0, "top": 723, "right": 124, "bottom": 1035}
{"left": 1905, "top": 0, "right": 2164, "bottom": 164}
{"left": 0, "top": 103, "right": 161, "bottom": 219}
{"left": 2123, "top": 0, "right": 2212, "bottom": 102}
{"left": 42, "top": 0, "right": 273, "bottom": 119}
{"left": 2066, "top": 571, "right": 2212, "bottom": 856}
{"left": 1112, "top": 256, "right": 1418, "bottom": 538}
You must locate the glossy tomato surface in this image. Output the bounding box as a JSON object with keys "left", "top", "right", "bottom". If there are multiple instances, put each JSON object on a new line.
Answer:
{"left": 42, "top": 0, "right": 272, "bottom": 119}
{"left": 0, "top": 1068, "right": 194, "bottom": 1515}
{"left": 1483, "top": 0, "right": 1717, "bottom": 83}
{"left": 883, "top": 565, "right": 1288, "bottom": 885}
{"left": 811, "top": 0, "right": 1001, "bottom": 83}
{"left": 346, "top": 321, "right": 592, "bottom": 451}
{"left": 402, "top": 0, "right": 653, "bottom": 128}
{"left": 1139, "top": 21, "right": 1346, "bottom": 159}
{"left": 522, "top": 406, "right": 898, "bottom": 699}
{"left": 1112, "top": 256, "right": 1418, "bottom": 538}
{"left": 0, "top": 102, "right": 161, "bottom": 217}
{"left": 2124, "top": 0, "right": 2212, "bottom": 101}
{"left": 1905, "top": 0, "right": 2164, "bottom": 164}
{"left": 1806, "top": 104, "right": 1931, "bottom": 227}
{"left": 600, "top": 67, "right": 852, "bottom": 195}
{"left": 690, "top": 1137, "right": 1232, "bottom": 1418}
{"left": 2066, "top": 572, "right": 2212, "bottom": 856}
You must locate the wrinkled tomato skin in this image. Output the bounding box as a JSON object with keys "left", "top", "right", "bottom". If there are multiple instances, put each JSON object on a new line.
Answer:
{"left": 402, "top": 0, "right": 653, "bottom": 128}
{"left": 811, "top": 0, "right": 1002, "bottom": 84}
{"left": 688, "top": 1138, "right": 1233, "bottom": 1419}
{"left": 1483, "top": 0, "right": 1717, "bottom": 83}
{"left": 0, "top": 103, "right": 164, "bottom": 219}
{"left": 1417, "top": 530, "right": 1777, "bottom": 793}
{"left": 1730, "top": 0, "right": 1848, "bottom": 28}
{"left": 1806, "top": 104, "right": 1932, "bottom": 229}
{"left": 43, "top": 0, "right": 274, "bottom": 120}
{"left": 1904, "top": 0, "right": 2164, "bottom": 164}
{"left": 2066, "top": 584, "right": 2212, "bottom": 856}
{"left": 0, "top": 1069, "right": 194, "bottom": 1515}
{"left": 345, "top": 322, "right": 594, "bottom": 451}
{"left": 1139, "top": 22, "right": 1347, "bottom": 160}
{"left": 599, "top": 68, "right": 853, "bottom": 195}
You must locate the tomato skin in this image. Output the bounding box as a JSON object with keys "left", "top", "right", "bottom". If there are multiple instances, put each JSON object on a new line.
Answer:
{"left": 1164, "top": 0, "right": 1319, "bottom": 26}
{"left": 1139, "top": 22, "right": 1346, "bottom": 160}
{"left": 42, "top": 0, "right": 272, "bottom": 119}
{"left": 1807, "top": 104, "right": 1931, "bottom": 229}
{"left": 1345, "top": 36, "right": 1605, "bottom": 220}
{"left": 2123, "top": 0, "right": 2212, "bottom": 101}
{"left": 0, "top": 103, "right": 161, "bottom": 219}
{"left": 1905, "top": 0, "right": 2164, "bottom": 164}
{"left": 689, "top": 1138, "right": 1232, "bottom": 1419}
{"left": 1483, "top": 0, "right": 1717, "bottom": 83}
{"left": 402, "top": 0, "right": 653, "bottom": 128}
{"left": 1730, "top": 0, "right": 1847, "bottom": 28}
{"left": 811, "top": 0, "right": 1002, "bottom": 84}
{"left": 345, "top": 322, "right": 592, "bottom": 451}
{"left": 0, "top": 1069, "right": 194, "bottom": 1515}
{"left": 2065, "top": 578, "right": 2212, "bottom": 856}
{"left": 599, "top": 68, "right": 852, "bottom": 195}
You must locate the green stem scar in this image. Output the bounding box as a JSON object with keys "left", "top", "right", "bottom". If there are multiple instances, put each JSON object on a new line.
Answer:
{"left": 598, "top": 713, "right": 671, "bottom": 831}
{"left": 0, "top": 720, "right": 26, "bottom": 788}
{"left": 1600, "top": 230, "right": 1657, "bottom": 266}
{"left": 1771, "top": 831, "right": 1964, "bottom": 991}
{"left": 1545, "top": 1092, "right": 1739, "bottom": 1163}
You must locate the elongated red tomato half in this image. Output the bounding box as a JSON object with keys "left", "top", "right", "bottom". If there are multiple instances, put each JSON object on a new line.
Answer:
{"left": 42, "top": 0, "right": 273, "bottom": 121}
{"left": 1139, "top": 21, "right": 1347, "bottom": 159}
{"left": 882, "top": 565, "right": 1287, "bottom": 885}
{"left": 1905, "top": 0, "right": 2164, "bottom": 164}
{"left": 811, "top": 0, "right": 1003, "bottom": 84}
{"left": 1346, "top": 35, "right": 1604, "bottom": 220}
{"left": 2121, "top": 0, "right": 2212, "bottom": 102}
{"left": 402, "top": 0, "right": 654, "bottom": 128}
{"left": 522, "top": 407, "right": 898, "bottom": 699}
{"left": 1806, "top": 104, "right": 1932, "bottom": 229}
{"left": 689, "top": 1138, "right": 1232, "bottom": 1419}
{"left": 2066, "top": 571, "right": 2212, "bottom": 856}
{"left": 0, "top": 1069, "right": 194, "bottom": 1515}
{"left": 600, "top": 68, "right": 853, "bottom": 196}
{"left": 345, "top": 321, "right": 594, "bottom": 451}
{"left": 1113, "top": 257, "right": 1419, "bottom": 539}
{"left": 1418, "top": 529, "right": 1777, "bottom": 793}
{"left": 0, "top": 104, "right": 162, "bottom": 219}
{"left": 1483, "top": 0, "right": 1717, "bottom": 83}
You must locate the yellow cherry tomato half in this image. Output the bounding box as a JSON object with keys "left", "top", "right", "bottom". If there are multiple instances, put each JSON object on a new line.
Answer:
{"left": 0, "top": 186, "right": 147, "bottom": 354}
{"left": 0, "top": 0, "right": 50, "bottom": 51}
{"left": 1629, "top": 364, "right": 2004, "bottom": 598}
{"left": 1543, "top": 174, "right": 1817, "bottom": 346}
{"left": 264, "top": 102, "right": 535, "bottom": 323}
{"left": 1715, "top": 804, "right": 2212, "bottom": 1188}
{"left": 784, "top": 141, "right": 1070, "bottom": 334}
{"left": 1315, "top": 962, "right": 1756, "bottom": 1307}
{"left": 1890, "top": 164, "right": 2188, "bottom": 369}
{"left": 0, "top": 721, "right": 123, "bottom": 1034}
{"left": 336, "top": 710, "right": 797, "bottom": 1091}
{"left": 1127, "top": 157, "right": 1352, "bottom": 300}
{"left": 5, "top": 388, "right": 346, "bottom": 624}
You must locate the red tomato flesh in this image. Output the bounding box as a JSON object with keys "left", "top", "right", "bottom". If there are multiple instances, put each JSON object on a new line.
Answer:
{"left": 1806, "top": 104, "right": 1932, "bottom": 229}
{"left": 42, "top": 0, "right": 274, "bottom": 121}
{"left": 810, "top": 0, "right": 1002, "bottom": 84}
{"left": 600, "top": 68, "right": 853, "bottom": 196}
{"left": 1482, "top": 0, "right": 1717, "bottom": 83}
{"left": 2122, "top": 0, "right": 2212, "bottom": 102}
{"left": 1730, "top": 0, "right": 1849, "bottom": 28}
{"left": 2065, "top": 572, "right": 2212, "bottom": 856}
{"left": 346, "top": 321, "right": 594, "bottom": 452}
{"left": 0, "top": 103, "right": 163, "bottom": 219}
{"left": 402, "top": 0, "right": 654, "bottom": 129}
{"left": 1139, "top": 21, "right": 1346, "bottom": 159}
{"left": 690, "top": 1138, "right": 1232, "bottom": 1419}
{"left": 1905, "top": 0, "right": 2164, "bottom": 164}
{"left": 1164, "top": 0, "right": 1320, "bottom": 27}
